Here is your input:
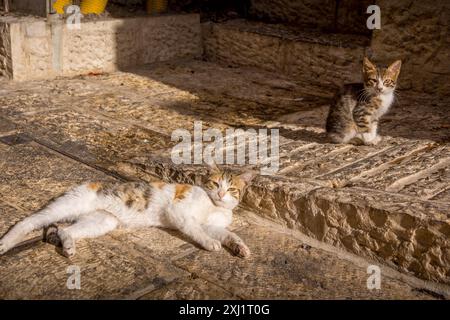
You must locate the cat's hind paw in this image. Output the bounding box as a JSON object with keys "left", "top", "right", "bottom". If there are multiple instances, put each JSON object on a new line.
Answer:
{"left": 233, "top": 243, "right": 251, "bottom": 259}
{"left": 0, "top": 241, "right": 10, "bottom": 255}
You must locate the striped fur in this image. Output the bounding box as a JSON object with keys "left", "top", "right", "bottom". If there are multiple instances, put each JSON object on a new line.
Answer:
{"left": 326, "top": 57, "right": 401, "bottom": 145}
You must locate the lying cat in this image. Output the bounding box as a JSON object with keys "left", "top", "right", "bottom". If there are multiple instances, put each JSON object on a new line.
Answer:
{"left": 326, "top": 57, "right": 402, "bottom": 145}
{"left": 0, "top": 164, "right": 254, "bottom": 258}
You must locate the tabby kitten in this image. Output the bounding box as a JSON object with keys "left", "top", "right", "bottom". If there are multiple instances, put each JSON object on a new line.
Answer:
{"left": 326, "top": 57, "right": 402, "bottom": 145}
{"left": 0, "top": 164, "right": 254, "bottom": 258}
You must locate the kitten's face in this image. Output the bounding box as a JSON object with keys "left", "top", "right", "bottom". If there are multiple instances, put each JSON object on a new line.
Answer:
{"left": 204, "top": 166, "right": 254, "bottom": 210}
{"left": 363, "top": 57, "right": 402, "bottom": 96}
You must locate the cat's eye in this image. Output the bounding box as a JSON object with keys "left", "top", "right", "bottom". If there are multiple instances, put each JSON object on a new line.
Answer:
{"left": 228, "top": 187, "right": 238, "bottom": 192}
{"left": 367, "top": 79, "right": 377, "bottom": 85}
{"left": 383, "top": 80, "right": 394, "bottom": 87}
{"left": 210, "top": 181, "right": 219, "bottom": 188}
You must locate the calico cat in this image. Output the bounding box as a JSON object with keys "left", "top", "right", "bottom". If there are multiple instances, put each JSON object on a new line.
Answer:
{"left": 326, "top": 57, "right": 402, "bottom": 145}
{"left": 0, "top": 164, "right": 254, "bottom": 258}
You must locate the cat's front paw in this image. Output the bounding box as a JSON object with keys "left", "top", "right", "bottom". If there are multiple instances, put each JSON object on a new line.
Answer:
{"left": 203, "top": 239, "right": 222, "bottom": 252}
{"left": 365, "top": 136, "right": 382, "bottom": 146}
{"left": 372, "top": 135, "right": 382, "bottom": 145}
{"left": 62, "top": 244, "right": 76, "bottom": 258}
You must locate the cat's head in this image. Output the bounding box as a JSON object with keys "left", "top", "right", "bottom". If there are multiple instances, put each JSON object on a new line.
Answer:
{"left": 203, "top": 163, "right": 255, "bottom": 210}
{"left": 363, "top": 57, "right": 402, "bottom": 95}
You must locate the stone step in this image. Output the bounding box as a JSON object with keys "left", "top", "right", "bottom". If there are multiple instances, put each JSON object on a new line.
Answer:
{"left": 0, "top": 59, "right": 448, "bottom": 290}
{"left": 203, "top": 19, "right": 370, "bottom": 89}
{"left": 1, "top": 133, "right": 446, "bottom": 299}
{"left": 115, "top": 154, "right": 450, "bottom": 287}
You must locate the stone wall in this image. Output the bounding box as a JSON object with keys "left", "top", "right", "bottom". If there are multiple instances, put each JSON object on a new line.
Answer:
{"left": 203, "top": 20, "right": 368, "bottom": 89}
{"left": 248, "top": 0, "right": 372, "bottom": 35}
{"left": 371, "top": 0, "right": 450, "bottom": 96}
{"left": 8, "top": 18, "right": 54, "bottom": 80}
{"left": 0, "top": 14, "right": 201, "bottom": 81}
{"left": 10, "top": 0, "right": 48, "bottom": 16}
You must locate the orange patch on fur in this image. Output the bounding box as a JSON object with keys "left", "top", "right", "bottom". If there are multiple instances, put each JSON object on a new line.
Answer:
{"left": 87, "top": 182, "right": 102, "bottom": 191}
{"left": 174, "top": 184, "right": 191, "bottom": 201}
{"left": 152, "top": 181, "right": 166, "bottom": 189}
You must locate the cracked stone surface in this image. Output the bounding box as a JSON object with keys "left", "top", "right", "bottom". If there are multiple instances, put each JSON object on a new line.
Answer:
{"left": 0, "top": 58, "right": 449, "bottom": 297}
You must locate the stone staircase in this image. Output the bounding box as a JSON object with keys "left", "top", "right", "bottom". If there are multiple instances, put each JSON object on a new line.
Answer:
{"left": 202, "top": 19, "right": 369, "bottom": 89}
{"left": 0, "top": 9, "right": 449, "bottom": 298}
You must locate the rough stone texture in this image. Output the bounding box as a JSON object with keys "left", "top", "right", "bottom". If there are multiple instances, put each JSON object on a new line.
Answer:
{"left": 140, "top": 277, "right": 238, "bottom": 300}
{"left": 172, "top": 222, "right": 437, "bottom": 299}
{"left": 203, "top": 19, "right": 369, "bottom": 89}
{"left": 9, "top": 18, "right": 54, "bottom": 80}
{"left": 9, "top": 0, "right": 48, "bottom": 17}
{"left": 0, "top": 13, "right": 201, "bottom": 80}
{"left": 248, "top": 0, "right": 373, "bottom": 35}
{"left": 335, "top": 0, "right": 373, "bottom": 35}
{"left": 249, "top": 0, "right": 336, "bottom": 31}
{"left": 0, "top": 21, "right": 11, "bottom": 78}
{"left": 0, "top": 127, "right": 440, "bottom": 299}
{"left": 296, "top": 188, "right": 449, "bottom": 282}
{"left": 0, "top": 201, "right": 28, "bottom": 236}
{"left": 371, "top": 0, "right": 450, "bottom": 95}
{"left": 0, "top": 59, "right": 448, "bottom": 290}
{"left": 0, "top": 143, "right": 114, "bottom": 212}
{"left": 0, "top": 235, "right": 185, "bottom": 299}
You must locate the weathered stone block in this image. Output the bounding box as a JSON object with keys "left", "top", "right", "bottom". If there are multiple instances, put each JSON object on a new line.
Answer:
{"left": 249, "top": 0, "right": 336, "bottom": 31}
{"left": 0, "top": 14, "right": 201, "bottom": 81}
{"left": 203, "top": 20, "right": 368, "bottom": 89}
{"left": 0, "top": 22, "right": 12, "bottom": 78}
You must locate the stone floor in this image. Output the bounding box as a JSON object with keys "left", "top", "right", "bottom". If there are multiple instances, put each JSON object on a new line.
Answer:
{"left": 0, "top": 59, "right": 449, "bottom": 299}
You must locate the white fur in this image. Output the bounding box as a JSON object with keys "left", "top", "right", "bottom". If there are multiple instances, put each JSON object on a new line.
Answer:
{"left": 357, "top": 79, "right": 395, "bottom": 145}
{"left": 378, "top": 91, "right": 394, "bottom": 117}
{"left": 0, "top": 182, "right": 250, "bottom": 258}
{"left": 356, "top": 122, "right": 381, "bottom": 145}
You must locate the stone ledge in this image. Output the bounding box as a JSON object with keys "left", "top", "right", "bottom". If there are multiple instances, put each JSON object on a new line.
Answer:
{"left": 0, "top": 58, "right": 447, "bottom": 290}
{"left": 0, "top": 14, "right": 202, "bottom": 81}
{"left": 114, "top": 154, "right": 450, "bottom": 285}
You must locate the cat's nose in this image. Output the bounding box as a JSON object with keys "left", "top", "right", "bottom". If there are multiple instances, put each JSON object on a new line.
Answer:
{"left": 218, "top": 190, "right": 226, "bottom": 199}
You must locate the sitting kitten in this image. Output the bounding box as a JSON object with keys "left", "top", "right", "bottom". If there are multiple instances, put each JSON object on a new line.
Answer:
{"left": 0, "top": 164, "right": 254, "bottom": 258}
{"left": 326, "top": 57, "right": 402, "bottom": 145}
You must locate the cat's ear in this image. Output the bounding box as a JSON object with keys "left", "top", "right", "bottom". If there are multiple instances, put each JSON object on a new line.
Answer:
{"left": 238, "top": 171, "right": 256, "bottom": 184}
{"left": 363, "top": 57, "right": 377, "bottom": 73}
{"left": 206, "top": 160, "right": 220, "bottom": 173}
{"left": 387, "top": 60, "right": 402, "bottom": 79}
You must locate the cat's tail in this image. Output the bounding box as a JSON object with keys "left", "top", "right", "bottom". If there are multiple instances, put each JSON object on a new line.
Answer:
{"left": 0, "top": 183, "right": 100, "bottom": 254}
